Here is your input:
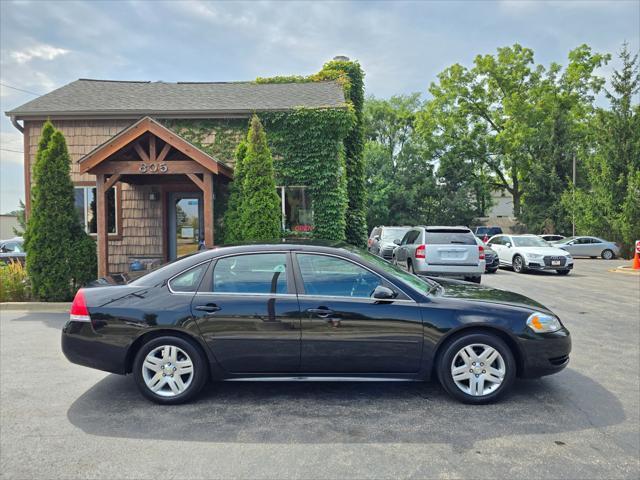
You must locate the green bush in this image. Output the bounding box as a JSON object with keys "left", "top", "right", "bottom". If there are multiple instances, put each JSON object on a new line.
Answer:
{"left": 0, "top": 261, "right": 30, "bottom": 302}
{"left": 24, "top": 121, "right": 97, "bottom": 301}
{"left": 239, "top": 116, "right": 282, "bottom": 241}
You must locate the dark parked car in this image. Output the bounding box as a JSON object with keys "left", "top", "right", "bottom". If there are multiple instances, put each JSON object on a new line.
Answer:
{"left": 62, "top": 242, "right": 571, "bottom": 405}
{"left": 473, "top": 226, "right": 503, "bottom": 240}
{"left": 0, "top": 237, "right": 25, "bottom": 264}
{"left": 476, "top": 237, "right": 499, "bottom": 273}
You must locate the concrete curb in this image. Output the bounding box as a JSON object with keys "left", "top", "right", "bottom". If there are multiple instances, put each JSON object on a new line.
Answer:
{"left": 609, "top": 265, "right": 640, "bottom": 275}
{"left": 0, "top": 302, "right": 71, "bottom": 312}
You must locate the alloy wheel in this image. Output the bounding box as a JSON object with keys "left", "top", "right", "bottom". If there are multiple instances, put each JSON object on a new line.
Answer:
{"left": 602, "top": 249, "right": 613, "bottom": 260}
{"left": 450, "top": 343, "right": 506, "bottom": 397}
{"left": 513, "top": 256, "right": 523, "bottom": 273}
{"left": 142, "top": 345, "right": 194, "bottom": 397}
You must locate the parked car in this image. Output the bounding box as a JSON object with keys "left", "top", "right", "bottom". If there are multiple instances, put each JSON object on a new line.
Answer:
{"left": 393, "top": 226, "right": 484, "bottom": 283}
{"left": 62, "top": 241, "right": 571, "bottom": 405}
{"left": 0, "top": 237, "right": 25, "bottom": 264}
{"left": 539, "top": 234, "right": 565, "bottom": 242}
{"left": 488, "top": 234, "right": 573, "bottom": 275}
{"left": 473, "top": 226, "right": 503, "bottom": 240}
{"left": 476, "top": 237, "right": 499, "bottom": 273}
{"left": 552, "top": 236, "right": 620, "bottom": 260}
{"left": 368, "top": 226, "right": 412, "bottom": 259}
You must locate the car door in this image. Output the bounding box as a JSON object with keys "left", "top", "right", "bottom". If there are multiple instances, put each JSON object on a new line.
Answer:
{"left": 395, "top": 231, "right": 411, "bottom": 263}
{"left": 586, "top": 237, "right": 603, "bottom": 256}
{"left": 191, "top": 252, "right": 301, "bottom": 374}
{"left": 294, "top": 252, "right": 423, "bottom": 374}
{"left": 489, "top": 236, "right": 507, "bottom": 264}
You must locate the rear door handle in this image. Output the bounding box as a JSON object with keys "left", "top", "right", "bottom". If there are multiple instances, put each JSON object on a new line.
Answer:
{"left": 306, "top": 307, "right": 335, "bottom": 318}
{"left": 195, "top": 304, "right": 221, "bottom": 313}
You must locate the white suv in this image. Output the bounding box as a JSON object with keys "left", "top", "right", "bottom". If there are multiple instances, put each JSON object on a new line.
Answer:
{"left": 488, "top": 234, "right": 573, "bottom": 275}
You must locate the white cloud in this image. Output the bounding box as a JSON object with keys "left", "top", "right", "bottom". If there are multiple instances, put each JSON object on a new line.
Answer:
{"left": 0, "top": 132, "right": 24, "bottom": 166}
{"left": 10, "top": 44, "right": 69, "bottom": 64}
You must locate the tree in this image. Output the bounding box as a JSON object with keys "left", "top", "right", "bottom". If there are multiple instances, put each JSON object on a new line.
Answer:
{"left": 563, "top": 44, "right": 640, "bottom": 256}
{"left": 222, "top": 141, "right": 247, "bottom": 244}
{"left": 24, "top": 122, "right": 96, "bottom": 300}
{"left": 417, "top": 44, "right": 609, "bottom": 231}
{"left": 239, "top": 116, "right": 282, "bottom": 241}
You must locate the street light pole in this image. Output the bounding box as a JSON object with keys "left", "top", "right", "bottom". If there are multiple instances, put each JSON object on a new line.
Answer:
{"left": 572, "top": 153, "right": 576, "bottom": 237}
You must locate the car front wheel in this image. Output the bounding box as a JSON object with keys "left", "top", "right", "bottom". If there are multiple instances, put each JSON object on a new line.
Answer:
{"left": 512, "top": 255, "right": 526, "bottom": 273}
{"left": 133, "top": 335, "right": 208, "bottom": 405}
{"left": 437, "top": 333, "right": 516, "bottom": 404}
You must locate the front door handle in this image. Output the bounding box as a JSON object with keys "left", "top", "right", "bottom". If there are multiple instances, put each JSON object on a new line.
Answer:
{"left": 195, "top": 304, "right": 221, "bottom": 313}
{"left": 306, "top": 307, "right": 335, "bottom": 318}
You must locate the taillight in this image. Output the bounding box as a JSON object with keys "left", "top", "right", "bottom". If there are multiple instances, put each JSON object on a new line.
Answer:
{"left": 69, "top": 289, "right": 91, "bottom": 322}
{"left": 415, "top": 244, "right": 426, "bottom": 259}
{"left": 479, "top": 245, "right": 485, "bottom": 260}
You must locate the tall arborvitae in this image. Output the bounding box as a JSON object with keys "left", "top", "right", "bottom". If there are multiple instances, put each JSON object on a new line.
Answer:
{"left": 239, "top": 115, "right": 282, "bottom": 241}
{"left": 222, "top": 141, "right": 248, "bottom": 243}
{"left": 24, "top": 122, "right": 96, "bottom": 300}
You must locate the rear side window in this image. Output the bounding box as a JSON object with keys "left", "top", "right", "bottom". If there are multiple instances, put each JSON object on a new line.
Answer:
{"left": 169, "top": 263, "right": 208, "bottom": 292}
{"left": 211, "top": 253, "right": 288, "bottom": 294}
{"left": 425, "top": 230, "right": 476, "bottom": 245}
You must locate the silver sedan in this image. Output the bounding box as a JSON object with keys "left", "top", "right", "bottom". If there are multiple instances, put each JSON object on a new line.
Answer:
{"left": 553, "top": 236, "right": 620, "bottom": 259}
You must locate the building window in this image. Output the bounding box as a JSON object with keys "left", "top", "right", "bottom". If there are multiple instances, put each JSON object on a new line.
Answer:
{"left": 277, "top": 186, "right": 313, "bottom": 232}
{"left": 74, "top": 186, "right": 118, "bottom": 235}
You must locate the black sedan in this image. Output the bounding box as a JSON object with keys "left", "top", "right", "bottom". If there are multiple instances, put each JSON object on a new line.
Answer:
{"left": 62, "top": 242, "right": 571, "bottom": 405}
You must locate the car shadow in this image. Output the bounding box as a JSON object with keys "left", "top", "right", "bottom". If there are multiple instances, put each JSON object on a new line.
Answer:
{"left": 8, "top": 312, "right": 67, "bottom": 330}
{"left": 67, "top": 368, "right": 624, "bottom": 450}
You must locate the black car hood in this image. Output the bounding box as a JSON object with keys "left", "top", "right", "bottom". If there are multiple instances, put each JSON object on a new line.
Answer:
{"left": 426, "top": 276, "right": 549, "bottom": 313}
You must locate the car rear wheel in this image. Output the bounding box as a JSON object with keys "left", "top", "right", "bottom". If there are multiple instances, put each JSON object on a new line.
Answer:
{"left": 512, "top": 255, "right": 526, "bottom": 273}
{"left": 601, "top": 249, "right": 614, "bottom": 260}
{"left": 133, "top": 335, "right": 208, "bottom": 405}
{"left": 407, "top": 260, "right": 414, "bottom": 274}
{"left": 437, "top": 333, "right": 516, "bottom": 404}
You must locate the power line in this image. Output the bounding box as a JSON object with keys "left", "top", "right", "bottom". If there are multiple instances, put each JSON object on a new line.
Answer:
{"left": 0, "top": 148, "right": 24, "bottom": 153}
{"left": 0, "top": 82, "right": 41, "bottom": 96}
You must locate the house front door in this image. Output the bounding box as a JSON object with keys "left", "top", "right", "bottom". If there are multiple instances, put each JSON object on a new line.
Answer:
{"left": 168, "top": 192, "right": 204, "bottom": 261}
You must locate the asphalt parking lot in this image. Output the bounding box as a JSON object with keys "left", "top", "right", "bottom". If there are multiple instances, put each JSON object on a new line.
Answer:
{"left": 1, "top": 259, "right": 638, "bottom": 479}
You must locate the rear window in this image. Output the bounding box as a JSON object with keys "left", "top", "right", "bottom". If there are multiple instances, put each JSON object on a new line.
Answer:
{"left": 425, "top": 229, "right": 476, "bottom": 245}
{"left": 381, "top": 227, "right": 410, "bottom": 240}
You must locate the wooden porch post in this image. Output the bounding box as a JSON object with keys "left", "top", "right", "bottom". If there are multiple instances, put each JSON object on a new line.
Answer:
{"left": 203, "top": 172, "right": 214, "bottom": 247}
{"left": 96, "top": 173, "right": 109, "bottom": 277}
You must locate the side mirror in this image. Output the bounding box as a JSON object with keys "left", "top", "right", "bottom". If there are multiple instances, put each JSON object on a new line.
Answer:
{"left": 393, "top": 239, "right": 401, "bottom": 245}
{"left": 505, "top": 242, "right": 512, "bottom": 248}
{"left": 372, "top": 285, "right": 397, "bottom": 300}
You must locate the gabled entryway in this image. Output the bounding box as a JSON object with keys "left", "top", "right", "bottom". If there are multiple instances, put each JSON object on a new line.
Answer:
{"left": 78, "top": 116, "right": 233, "bottom": 276}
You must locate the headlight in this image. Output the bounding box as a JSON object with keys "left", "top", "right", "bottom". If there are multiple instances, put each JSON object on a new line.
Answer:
{"left": 525, "top": 253, "right": 544, "bottom": 260}
{"left": 527, "top": 312, "right": 561, "bottom": 333}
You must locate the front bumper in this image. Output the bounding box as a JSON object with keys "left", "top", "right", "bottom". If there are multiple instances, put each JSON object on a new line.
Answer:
{"left": 518, "top": 328, "right": 571, "bottom": 378}
{"left": 61, "top": 320, "right": 127, "bottom": 374}
{"left": 526, "top": 261, "right": 574, "bottom": 271}
{"left": 485, "top": 256, "right": 499, "bottom": 271}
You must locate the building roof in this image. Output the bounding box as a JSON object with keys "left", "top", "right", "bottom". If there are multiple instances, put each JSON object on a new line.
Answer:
{"left": 6, "top": 79, "right": 347, "bottom": 119}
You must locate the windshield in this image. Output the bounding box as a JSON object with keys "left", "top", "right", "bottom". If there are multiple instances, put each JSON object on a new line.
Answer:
{"left": 381, "top": 227, "right": 410, "bottom": 241}
{"left": 512, "top": 236, "right": 549, "bottom": 247}
{"left": 352, "top": 247, "right": 436, "bottom": 294}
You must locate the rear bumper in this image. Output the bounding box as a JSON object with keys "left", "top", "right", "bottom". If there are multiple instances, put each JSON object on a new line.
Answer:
{"left": 414, "top": 260, "right": 484, "bottom": 277}
{"left": 518, "top": 328, "right": 571, "bottom": 378}
{"left": 61, "top": 321, "right": 127, "bottom": 374}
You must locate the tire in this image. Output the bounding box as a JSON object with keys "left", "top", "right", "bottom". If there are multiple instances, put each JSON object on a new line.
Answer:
{"left": 488, "top": 268, "right": 498, "bottom": 274}
{"left": 133, "top": 335, "right": 208, "bottom": 405}
{"left": 437, "top": 332, "right": 516, "bottom": 404}
{"left": 407, "top": 260, "right": 414, "bottom": 274}
{"left": 557, "top": 269, "right": 570, "bottom": 275}
{"left": 601, "top": 249, "right": 614, "bottom": 260}
{"left": 512, "top": 255, "right": 526, "bottom": 273}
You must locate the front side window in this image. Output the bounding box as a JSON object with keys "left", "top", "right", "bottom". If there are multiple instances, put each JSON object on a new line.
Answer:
{"left": 277, "top": 186, "right": 313, "bottom": 232}
{"left": 297, "top": 254, "right": 382, "bottom": 298}
{"left": 169, "top": 263, "right": 208, "bottom": 292}
{"left": 211, "top": 253, "right": 288, "bottom": 294}
{"left": 74, "top": 186, "right": 117, "bottom": 234}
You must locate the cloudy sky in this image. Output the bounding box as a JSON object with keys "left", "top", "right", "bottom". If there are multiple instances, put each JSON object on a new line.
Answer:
{"left": 1, "top": 0, "right": 638, "bottom": 214}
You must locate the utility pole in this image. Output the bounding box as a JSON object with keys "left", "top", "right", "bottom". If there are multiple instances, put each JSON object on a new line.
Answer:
{"left": 572, "top": 153, "right": 576, "bottom": 237}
